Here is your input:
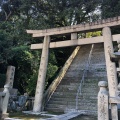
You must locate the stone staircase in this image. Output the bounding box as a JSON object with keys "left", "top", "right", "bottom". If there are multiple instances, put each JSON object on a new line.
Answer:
{"left": 45, "top": 43, "right": 107, "bottom": 114}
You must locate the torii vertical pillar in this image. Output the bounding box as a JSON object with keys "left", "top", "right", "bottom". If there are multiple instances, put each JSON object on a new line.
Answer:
{"left": 33, "top": 36, "right": 50, "bottom": 112}
{"left": 103, "top": 27, "right": 118, "bottom": 120}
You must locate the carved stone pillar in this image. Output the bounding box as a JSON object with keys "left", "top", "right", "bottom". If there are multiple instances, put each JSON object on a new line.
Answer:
{"left": 103, "top": 27, "right": 118, "bottom": 120}
{"left": 5, "top": 66, "right": 15, "bottom": 88}
{"left": 98, "top": 81, "right": 109, "bottom": 120}
{"left": 33, "top": 36, "right": 50, "bottom": 112}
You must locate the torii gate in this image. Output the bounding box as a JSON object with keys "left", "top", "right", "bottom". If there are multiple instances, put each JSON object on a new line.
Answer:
{"left": 27, "top": 16, "right": 120, "bottom": 120}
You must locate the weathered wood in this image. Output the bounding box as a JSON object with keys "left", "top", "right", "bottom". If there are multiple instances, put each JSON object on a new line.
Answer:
{"left": 31, "top": 34, "right": 120, "bottom": 49}
{"left": 26, "top": 16, "right": 120, "bottom": 37}
{"left": 103, "top": 27, "right": 118, "bottom": 120}
{"left": 98, "top": 81, "right": 109, "bottom": 120}
{"left": 33, "top": 36, "right": 50, "bottom": 112}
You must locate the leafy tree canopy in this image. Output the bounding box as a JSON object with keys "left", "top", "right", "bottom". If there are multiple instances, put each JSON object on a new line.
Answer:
{"left": 0, "top": 0, "right": 110, "bottom": 95}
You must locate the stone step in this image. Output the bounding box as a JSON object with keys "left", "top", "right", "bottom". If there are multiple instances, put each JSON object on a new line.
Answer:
{"left": 54, "top": 85, "right": 99, "bottom": 96}
{"left": 56, "top": 87, "right": 99, "bottom": 92}
{"left": 56, "top": 83, "right": 99, "bottom": 89}
{"left": 52, "top": 91, "right": 98, "bottom": 96}
{"left": 46, "top": 102, "right": 97, "bottom": 108}
{"left": 70, "top": 63, "right": 106, "bottom": 66}
{"left": 67, "top": 67, "right": 107, "bottom": 72}
{"left": 81, "top": 89, "right": 99, "bottom": 93}
{"left": 70, "top": 81, "right": 99, "bottom": 86}
{"left": 48, "top": 99, "right": 97, "bottom": 105}
{"left": 60, "top": 80, "right": 100, "bottom": 85}
{"left": 49, "top": 96, "right": 97, "bottom": 102}
{"left": 61, "top": 76, "right": 101, "bottom": 83}
{"left": 65, "top": 72, "right": 107, "bottom": 77}
{"left": 69, "top": 66, "right": 106, "bottom": 71}
{"left": 49, "top": 96, "right": 98, "bottom": 102}
{"left": 66, "top": 71, "right": 107, "bottom": 75}
{"left": 67, "top": 66, "right": 106, "bottom": 70}
{"left": 60, "top": 79, "right": 100, "bottom": 84}
{"left": 51, "top": 94, "right": 98, "bottom": 100}
{"left": 44, "top": 107, "right": 65, "bottom": 113}
{"left": 57, "top": 83, "right": 100, "bottom": 90}
{"left": 61, "top": 76, "right": 106, "bottom": 80}
{"left": 46, "top": 104, "right": 97, "bottom": 111}
{"left": 59, "top": 82, "right": 103, "bottom": 86}
{"left": 45, "top": 107, "right": 97, "bottom": 113}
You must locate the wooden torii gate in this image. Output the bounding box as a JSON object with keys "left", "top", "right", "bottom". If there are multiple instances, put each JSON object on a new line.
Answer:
{"left": 27, "top": 16, "right": 120, "bottom": 120}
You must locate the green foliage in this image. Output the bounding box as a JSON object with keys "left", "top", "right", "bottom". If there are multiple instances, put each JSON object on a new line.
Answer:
{"left": 0, "top": 74, "right": 6, "bottom": 88}
{"left": 0, "top": 0, "right": 102, "bottom": 95}
{"left": 86, "top": 31, "right": 101, "bottom": 38}
{"left": 26, "top": 71, "right": 38, "bottom": 96}
{"left": 26, "top": 50, "right": 58, "bottom": 95}
{"left": 101, "top": 0, "right": 120, "bottom": 19}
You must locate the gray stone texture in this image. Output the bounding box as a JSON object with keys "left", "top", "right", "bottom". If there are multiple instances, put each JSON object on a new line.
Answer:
{"left": 98, "top": 81, "right": 109, "bottom": 120}
{"left": 44, "top": 43, "right": 107, "bottom": 114}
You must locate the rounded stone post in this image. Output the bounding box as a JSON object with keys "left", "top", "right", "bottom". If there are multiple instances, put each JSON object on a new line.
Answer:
{"left": 98, "top": 81, "right": 109, "bottom": 120}
{"left": 2, "top": 84, "right": 10, "bottom": 119}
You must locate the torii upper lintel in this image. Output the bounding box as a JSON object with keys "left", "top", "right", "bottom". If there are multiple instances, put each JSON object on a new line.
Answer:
{"left": 27, "top": 16, "right": 120, "bottom": 37}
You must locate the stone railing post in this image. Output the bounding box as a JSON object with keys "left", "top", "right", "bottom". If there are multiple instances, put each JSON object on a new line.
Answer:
{"left": 1, "top": 84, "right": 10, "bottom": 119}
{"left": 98, "top": 81, "right": 109, "bottom": 120}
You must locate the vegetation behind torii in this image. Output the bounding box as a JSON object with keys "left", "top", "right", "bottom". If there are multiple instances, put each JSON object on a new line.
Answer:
{"left": 0, "top": 0, "right": 119, "bottom": 95}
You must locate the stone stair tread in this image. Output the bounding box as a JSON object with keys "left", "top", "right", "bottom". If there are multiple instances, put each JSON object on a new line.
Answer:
{"left": 57, "top": 83, "right": 100, "bottom": 88}
{"left": 46, "top": 106, "right": 97, "bottom": 111}
{"left": 49, "top": 96, "right": 97, "bottom": 101}
{"left": 47, "top": 101, "right": 97, "bottom": 106}
{"left": 52, "top": 92, "right": 98, "bottom": 97}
